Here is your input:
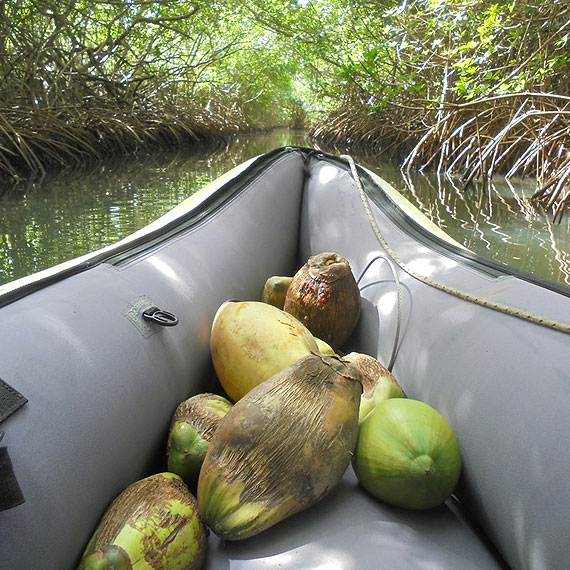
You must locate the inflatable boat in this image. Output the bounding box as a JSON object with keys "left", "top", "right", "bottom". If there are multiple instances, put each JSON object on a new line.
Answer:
{"left": 1, "top": 147, "right": 569, "bottom": 570}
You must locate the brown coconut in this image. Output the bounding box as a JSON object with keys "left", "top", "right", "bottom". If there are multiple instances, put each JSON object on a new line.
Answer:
{"left": 283, "top": 252, "right": 361, "bottom": 349}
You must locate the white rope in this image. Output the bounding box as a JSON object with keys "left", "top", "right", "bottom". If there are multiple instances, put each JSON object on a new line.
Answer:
{"left": 341, "top": 154, "right": 570, "bottom": 336}
{"left": 356, "top": 254, "right": 403, "bottom": 372}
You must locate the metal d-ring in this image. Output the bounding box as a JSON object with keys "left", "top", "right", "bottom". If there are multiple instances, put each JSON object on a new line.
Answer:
{"left": 142, "top": 306, "right": 179, "bottom": 327}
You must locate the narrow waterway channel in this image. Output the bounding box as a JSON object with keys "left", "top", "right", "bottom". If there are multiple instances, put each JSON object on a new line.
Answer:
{"left": 1, "top": 128, "right": 569, "bottom": 288}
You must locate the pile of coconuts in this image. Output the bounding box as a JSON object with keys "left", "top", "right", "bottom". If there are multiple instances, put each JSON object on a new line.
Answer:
{"left": 76, "top": 252, "right": 461, "bottom": 570}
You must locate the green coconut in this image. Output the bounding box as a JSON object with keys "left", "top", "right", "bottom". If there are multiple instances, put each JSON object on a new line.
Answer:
{"left": 197, "top": 353, "right": 362, "bottom": 540}
{"left": 343, "top": 352, "right": 405, "bottom": 422}
{"left": 352, "top": 398, "right": 461, "bottom": 510}
{"left": 283, "top": 252, "right": 361, "bottom": 349}
{"left": 314, "top": 336, "right": 336, "bottom": 355}
{"left": 209, "top": 300, "right": 319, "bottom": 401}
{"left": 261, "top": 275, "right": 293, "bottom": 309}
{"left": 167, "top": 393, "right": 233, "bottom": 487}
{"left": 77, "top": 472, "right": 206, "bottom": 570}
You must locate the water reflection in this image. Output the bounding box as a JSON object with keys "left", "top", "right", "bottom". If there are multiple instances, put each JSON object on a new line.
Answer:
{"left": 0, "top": 129, "right": 569, "bottom": 288}
{"left": 355, "top": 158, "right": 570, "bottom": 287}
{"left": 0, "top": 130, "right": 308, "bottom": 285}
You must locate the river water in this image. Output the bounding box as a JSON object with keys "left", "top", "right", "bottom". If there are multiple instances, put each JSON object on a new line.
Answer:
{"left": 1, "top": 128, "right": 569, "bottom": 288}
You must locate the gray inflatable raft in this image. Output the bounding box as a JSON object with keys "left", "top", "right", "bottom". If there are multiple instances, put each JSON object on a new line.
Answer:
{"left": 1, "top": 147, "right": 568, "bottom": 570}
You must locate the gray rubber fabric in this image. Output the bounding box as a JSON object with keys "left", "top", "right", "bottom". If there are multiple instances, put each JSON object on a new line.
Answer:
{"left": 203, "top": 466, "right": 505, "bottom": 570}
{"left": 0, "top": 148, "right": 544, "bottom": 570}
{"left": 299, "top": 157, "right": 570, "bottom": 570}
{"left": 0, "top": 152, "right": 305, "bottom": 570}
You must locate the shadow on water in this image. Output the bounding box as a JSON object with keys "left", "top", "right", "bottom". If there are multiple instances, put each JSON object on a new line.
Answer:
{"left": 1, "top": 128, "right": 569, "bottom": 288}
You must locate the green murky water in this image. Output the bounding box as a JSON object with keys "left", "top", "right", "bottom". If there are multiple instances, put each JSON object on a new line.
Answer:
{"left": 1, "top": 128, "right": 569, "bottom": 288}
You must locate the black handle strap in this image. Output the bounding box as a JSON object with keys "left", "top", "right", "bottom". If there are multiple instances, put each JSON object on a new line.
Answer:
{"left": 0, "top": 379, "right": 28, "bottom": 510}
{"left": 0, "top": 443, "right": 25, "bottom": 511}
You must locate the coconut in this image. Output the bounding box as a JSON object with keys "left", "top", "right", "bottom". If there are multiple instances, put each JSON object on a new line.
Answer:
{"left": 352, "top": 398, "right": 461, "bottom": 510}
{"left": 314, "top": 336, "right": 336, "bottom": 355}
{"left": 261, "top": 275, "right": 293, "bottom": 309}
{"left": 343, "top": 352, "right": 405, "bottom": 422}
{"left": 210, "top": 300, "right": 319, "bottom": 401}
{"left": 197, "top": 353, "right": 362, "bottom": 540}
{"left": 167, "top": 393, "right": 233, "bottom": 487}
{"left": 283, "top": 252, "right": 361, "bottom": 349}
{"left": 77, "top": 472, "right": 207, "bottom": 570}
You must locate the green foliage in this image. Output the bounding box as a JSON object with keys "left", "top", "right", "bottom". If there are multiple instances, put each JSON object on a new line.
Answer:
{"left": 1, "top": 0, "right": 570, "bottom": 176}
{"left": 288, "top": 0, "right": 570, "bottom": 112}
{"left": 0, "top": 0, "right": 313, "bottom": 133}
